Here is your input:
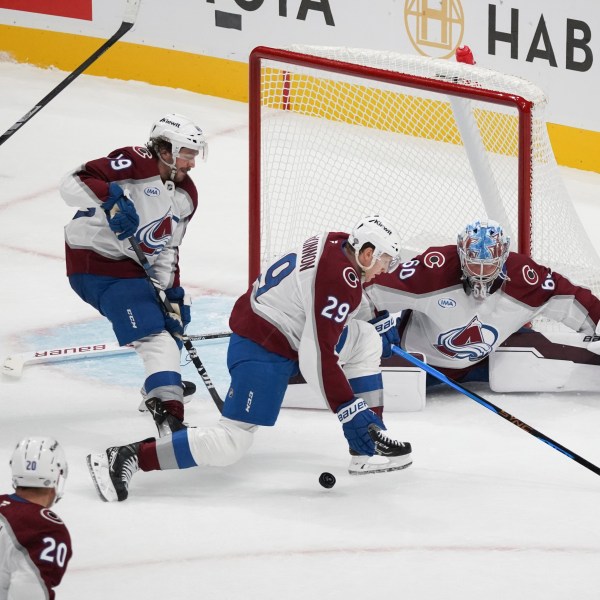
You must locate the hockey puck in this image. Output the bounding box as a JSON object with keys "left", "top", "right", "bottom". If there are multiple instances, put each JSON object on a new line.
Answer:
{"left": 319, "top": 472, "right": 336, "bottom": 489}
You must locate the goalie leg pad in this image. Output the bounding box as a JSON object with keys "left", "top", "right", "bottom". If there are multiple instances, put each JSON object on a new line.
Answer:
{"left": 490, "top": 330, "right": 600, "bottom": 392}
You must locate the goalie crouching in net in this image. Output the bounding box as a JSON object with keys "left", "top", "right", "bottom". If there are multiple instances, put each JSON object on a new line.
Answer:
{"left": 87, "top": 215, "right": 413, "bottom": 501}
{"left": 364, "top": 219, "right": 600, "bottom": 390}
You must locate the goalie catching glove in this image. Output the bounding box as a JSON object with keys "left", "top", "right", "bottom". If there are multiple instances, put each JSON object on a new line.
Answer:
{"left": 337, "top": 397, "right": 385, "bottom": 456}
{"left": 369, "top": 310, "right": 400, "bottom": 359}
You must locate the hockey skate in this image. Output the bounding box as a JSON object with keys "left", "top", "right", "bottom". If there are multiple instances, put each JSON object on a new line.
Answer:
{"left": 87, "top": 444, "right": 140, "bottom": 502}
{"left": 348, "top": 424, "right": 412, "bottom": 475}
{"left": 145, "top": 397, "right": 187, "bottom": 437}
{"left": 137, "top": 380, "right": 196, "bottom": 412}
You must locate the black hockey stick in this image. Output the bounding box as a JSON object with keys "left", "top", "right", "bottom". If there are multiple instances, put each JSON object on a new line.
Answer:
{"left": 391, "top": 345, "right": 600, "bottom": 478}
{"left": 0, "top": 0, "right": 142, "bottom": 146}
{"left": 127, "top": 235, "right": 225, "bottom": 414}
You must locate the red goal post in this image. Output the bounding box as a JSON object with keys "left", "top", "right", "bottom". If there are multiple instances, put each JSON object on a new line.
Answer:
{"left": 248, "top": 45, "right": 600, "bottom": 300}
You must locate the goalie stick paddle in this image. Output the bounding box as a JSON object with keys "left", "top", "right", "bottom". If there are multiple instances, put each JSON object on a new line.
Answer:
{"left": 0, "top": 0, "right": 142, "bottom": 146}
{"left": 126, "top": 234, "right": 225, "bottom": 414}
{"left": 1, "top": 331, "right": 231, "bottom": 379}
{"left": 390, "top": 345, "right": 600, "bottom": 478}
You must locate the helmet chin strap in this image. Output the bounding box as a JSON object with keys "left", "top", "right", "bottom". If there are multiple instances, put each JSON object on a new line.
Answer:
{"left": 158, "top": 154, "right": 178, "bottom": 181}
{"left": 355, "top": 249, "right": 376, "bottom": 272}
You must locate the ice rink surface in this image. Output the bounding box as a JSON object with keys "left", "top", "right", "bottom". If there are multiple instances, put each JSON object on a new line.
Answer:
{"left": 1, "top": 59, "right": 600, "bottom": 599}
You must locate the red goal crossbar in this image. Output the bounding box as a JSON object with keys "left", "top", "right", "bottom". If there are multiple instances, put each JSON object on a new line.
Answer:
{"left": 248, "top": 46, "right": 533, "bottom": 284}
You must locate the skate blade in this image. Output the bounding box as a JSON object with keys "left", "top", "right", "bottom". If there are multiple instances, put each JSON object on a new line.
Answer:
{"left": 86, "top": 453, "right": 118, "bottom": 502}
{"left": 348, "top": 456, "right": 413, "bottom": 476}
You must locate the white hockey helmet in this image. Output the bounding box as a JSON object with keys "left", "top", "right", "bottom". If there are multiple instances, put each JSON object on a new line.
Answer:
{"left": 148, "top": 113, "right": 208, "bottom": 163}
{"left": 350, "top": 215, "right": 402, "bottom": 273}
{"left": 10, "top": 437, "right": 68, "bottom": 503}
{"left": 457, "top": 218, "right": 510, "bottom": 298}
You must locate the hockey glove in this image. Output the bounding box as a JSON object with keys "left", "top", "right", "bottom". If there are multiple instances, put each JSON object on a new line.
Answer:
{"left": 103, "top": 183, "right": 140, "bottom": 241}
{"left": 165, "top": 287, "right": 192, "bottom": 330}
{"left": 103, "top": 182, "right": 127, "bottom": 211}
{"left": 369, "top": 310, "right": 400, "bottom": 359}
{"left": 337, "top": 397, "right": 386, "bottom": 456}
{"left": 163, "top": 310, "right": 184, "bottom": 350}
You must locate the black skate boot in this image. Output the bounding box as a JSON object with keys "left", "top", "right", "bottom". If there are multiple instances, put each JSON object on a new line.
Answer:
{"left": 145, "top": 397, "right": 187, "bottom": 437}
{"left": 348, "top": 424, "right": 412, "bottom": 475}
{"left": 182, "top": 380, "right": 197, "bottom": 398}
{"left": 87, "top": 443, "right": 140, "bottom": 502}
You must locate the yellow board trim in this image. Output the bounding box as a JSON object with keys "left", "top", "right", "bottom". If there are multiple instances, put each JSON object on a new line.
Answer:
{"left": 0, "top": 24, "right": 248, "bottom": 102}
{"left": 263, "top": 69, "right": 519, "bottom": 156}
{"left": 1, "top": 24, "right": 599, "bottom": 173}
{"left": 548, "top": 123, "right": 600, "bottom": 173}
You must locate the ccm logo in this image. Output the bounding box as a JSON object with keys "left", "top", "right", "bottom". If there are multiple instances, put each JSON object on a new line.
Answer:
{"left": 144, "top": 187, "right": 160, "bottom": 197}
{"left": 127, "top": 309, "right": 137, "bottom": 329}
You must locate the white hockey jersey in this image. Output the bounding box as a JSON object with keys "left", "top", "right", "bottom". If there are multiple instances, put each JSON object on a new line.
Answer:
{"left": 61, "top": 145, "right": 198, "bottom": 289}
{"left": 365, "top": 245, "right": 600, "bottom": 374}
{"left": 229, "top": 232, "right": 364, "bottom": 411}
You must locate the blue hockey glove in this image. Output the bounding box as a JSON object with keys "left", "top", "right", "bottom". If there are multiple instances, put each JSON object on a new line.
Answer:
{"left": 102, "top": 183, "right": 139, "bottom": 241}
{"left": 103, "top": 182, "right": 127, "bottom": 211}
{"left": 165, "top": 287, "right": 192, "bottom": 330}
{"left": 369, "top": 310, "right": 400, "bottom": 359}
{"left": 337, "top": 397, "right": 386, "bottom": 456}
{"left": 164, "top": 311, "right": 184, "bottom": 348}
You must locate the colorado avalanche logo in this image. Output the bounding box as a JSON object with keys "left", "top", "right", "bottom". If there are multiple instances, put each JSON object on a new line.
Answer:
{"left": 134, "top": 208, "right": 177, "bottom": 256}
{"left": 41, "top": 508, "right": 64, "bottom": 525}
{"left": 434, "top": 315, "right": 498, "bottom": 361}
{"left": 424, "top": 251, "right": 445, "bottom": 268}
{"left": 522, "top": 265, "right": 539, "bottom": 285}
{"left": 343, "top": 267, "right": 359, "bottom": 288}
{"left": 133, "top": 145, "right": 153, "bottom": 159}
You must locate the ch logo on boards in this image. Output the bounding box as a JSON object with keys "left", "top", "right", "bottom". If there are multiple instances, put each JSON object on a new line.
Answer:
{"left": 404, "top": 0, "right": 465, "bottom": 58}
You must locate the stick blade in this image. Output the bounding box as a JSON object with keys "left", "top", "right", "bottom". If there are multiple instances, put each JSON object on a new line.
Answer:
{"left": 123, "top": 0, "right": 142, "bottom": 24}
{"left": 2, "top": 354, "right": 25, "bottom": 378}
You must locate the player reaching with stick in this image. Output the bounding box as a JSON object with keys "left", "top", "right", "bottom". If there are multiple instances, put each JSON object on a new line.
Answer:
{"left": 61, "top": 114, "right": 208, "bottom": 435}
{"left": 87, "top": 216, "right": 413, "bottom": 501}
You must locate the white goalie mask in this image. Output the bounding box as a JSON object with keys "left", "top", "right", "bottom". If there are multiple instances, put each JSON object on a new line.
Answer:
{"left": 10, "top": 437, "right": 68, "bottom": 504}
{"left": 350, "top": 215, "right": 402, "bottom": 273}
{"left": 457, "top": 219, "right": 510, "bottom": 299}
{"left": 148, "top": 113, "right": 208, "bottom": 167}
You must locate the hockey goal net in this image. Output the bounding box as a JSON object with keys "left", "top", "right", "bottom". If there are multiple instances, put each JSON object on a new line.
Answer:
{"left": 249, "top": 45, "right": 600, "bottom": 308}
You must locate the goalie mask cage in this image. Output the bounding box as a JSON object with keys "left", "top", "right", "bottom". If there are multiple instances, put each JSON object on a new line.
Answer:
{"left": 249, "top": 45, "right": 600, "bottom": 307}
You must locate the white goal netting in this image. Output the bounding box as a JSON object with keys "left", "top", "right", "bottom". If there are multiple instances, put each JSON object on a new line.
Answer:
{"left": 251, "top": 45, "right": 600, "bottom": 308}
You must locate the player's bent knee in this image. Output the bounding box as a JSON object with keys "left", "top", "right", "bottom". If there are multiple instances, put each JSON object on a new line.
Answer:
{"left": 188, "top": 418, "right": 257, "bottom": 467}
